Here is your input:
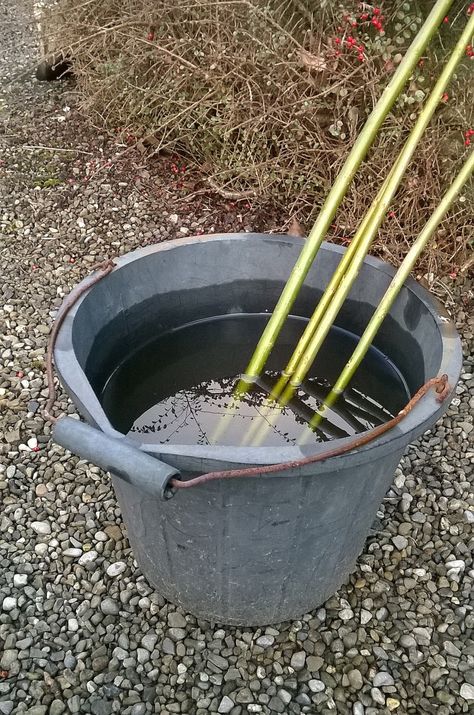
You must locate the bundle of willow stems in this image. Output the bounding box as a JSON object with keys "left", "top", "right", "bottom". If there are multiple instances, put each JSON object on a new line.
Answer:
{"left": 213, "top": 0, "right": 474, "bottom": 447}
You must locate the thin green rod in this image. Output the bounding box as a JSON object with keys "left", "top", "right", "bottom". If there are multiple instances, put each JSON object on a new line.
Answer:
{"left": 244, "top": 12, "right": 473, "bottom": 446}
{"left": 299, "top": 148, "right": 474, "bottom": 442}
{"left": 239, "top": 0, "right": 453, "bottom": 385}
{"left": 283, "top": 170, "right": 395, "bottom": 378}
{"left": 240, "top": 170, "right": 396, "bottom": 445}
{"left": 289, "top": 9, "right": 474, "bottom": 388}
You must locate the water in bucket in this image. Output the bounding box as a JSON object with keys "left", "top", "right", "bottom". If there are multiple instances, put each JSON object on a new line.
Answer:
{"left": 99, "top": 314, "right": 409, "bottom": 447}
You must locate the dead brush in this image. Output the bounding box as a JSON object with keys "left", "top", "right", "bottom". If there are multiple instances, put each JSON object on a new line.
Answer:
{"left": 39, "top": 0, "right": 473, "bottom": 276}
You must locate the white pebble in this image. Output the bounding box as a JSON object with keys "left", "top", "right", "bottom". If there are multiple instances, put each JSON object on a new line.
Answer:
{"left": 13, "top": 574, "right": 27, "bottom": 587}
{"left": 446, "top": 559, "right": 465, "bottom": 571}
{"left": 35, "top": 543, "right": 48, "bottom": 556}
{"left": 63, "top": 548, "right": 82, "bottom": 557}
{"left": 68, "top": 618, "right": 79, "bottom": 632}
{"left": 340, "top": 608, "right": 354, "bottom": 621}
{"left": 2, "top": 596, "right": 17, "bottom": 612}
{"left": 256, "top": 635, "right": 275, "bottom": 647}
{"left": 106, "top": 561, "right": 126, "bottom": 577}
{"left": 460, "top": 683, "right": 474, "bottom": 701}
{"left": 78, "top": 550, "right": 98, "bottom": 566}
{"left": 308, "top": 679, "right": 325, "bottom": 693}
{"left": 31, "top": 520, "right": 51, "bottom": 535}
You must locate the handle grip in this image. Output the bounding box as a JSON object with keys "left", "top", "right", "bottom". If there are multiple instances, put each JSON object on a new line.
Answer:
{"left": 53, "top": 416, "right": 180, "bottom": 500}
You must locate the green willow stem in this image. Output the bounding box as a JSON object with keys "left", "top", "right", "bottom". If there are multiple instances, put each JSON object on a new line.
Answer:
{"left": 244, "top": 12, "right": 473, "bottom": 447}
{"left": 238, "top": 0, "right": 453, "bottom": 386}
{"left": 240, "top": 172, "right": 395, "bottom": 445}
{"left": 298, "top": 148, "right": 474, "bottom": 443}
{"left": 289, "top": 10, "right": 474, "bottom": 388}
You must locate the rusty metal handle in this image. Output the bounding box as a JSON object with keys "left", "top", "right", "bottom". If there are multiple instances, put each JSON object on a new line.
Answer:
{"left": 168, "top": 374, "right": 450, "bottom": 492}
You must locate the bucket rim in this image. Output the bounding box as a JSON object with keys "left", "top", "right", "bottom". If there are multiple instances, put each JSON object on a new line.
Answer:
{"left": 53, "top": 233, "right": 462, "bottom": 473}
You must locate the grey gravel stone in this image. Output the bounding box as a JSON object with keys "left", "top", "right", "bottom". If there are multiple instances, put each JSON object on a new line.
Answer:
{"left": 106, "top": 561, "right": 126, "bottom": 577}
{"left": 100, "top": 597, "right": 119, "bottom": 615}
{"left": 460, "top": 684, "right": 474, "bottom": 701}
{"left": 208, "top": 653, "right": 229, "bottom": 670}
{"left": 373, "top": 671, "right": 395, "bottom": 687}
{"left": 278, "top": 688, "right": 292, "bottom": 705}
{"left": 130, "top": 706, "right": 146, "bottom": 715}
{"left": 268, "top": 696, "right": 286, "bottom": 712}
{"left": 168, "top": 611, "right": 187, "bottom": 628}
{"left": 161, "top": 638, "right": 175, "bottom": 654}
{"left": 30, "top": 520, "right": 51, "bottom": 535}
{"left": 391, "top": 535, "right": 408, "bottom": 550}
{"left": 0, "top": 650, "right": 18, "bottom": 669}
{"left": 348, "top": 669, "right": 364, "bottom": 690}
{"left": 290, "top": 651, "right": 306, "bottom": 670}
{"left": 256, "top": 635, "right": 275, "bottom": 647}
{"left": 306, "top": 656, "right": 324, "bottom": 672}
{"left": 12, "top": 573, "right": 27, "bottom": 587}
{"left": 217, "top": 696, "right": 235, "bottom": 713}
{"left": 1, "top": 597, "right": 17, "bottom": 612}
{"left": 168, "top": 627, "right": 186, "bottom": 641}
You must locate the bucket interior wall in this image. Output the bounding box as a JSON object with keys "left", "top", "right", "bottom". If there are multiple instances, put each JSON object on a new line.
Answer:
{"left": 72, "top": 238, "right": 442, "bottom": 404}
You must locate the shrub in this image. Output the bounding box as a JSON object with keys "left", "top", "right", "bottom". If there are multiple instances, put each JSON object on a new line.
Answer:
{"left": 42, "top": 0, "right": 473, "bottom": 273}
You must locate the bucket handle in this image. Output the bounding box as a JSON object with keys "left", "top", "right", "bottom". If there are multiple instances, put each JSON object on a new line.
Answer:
{"left": 54, "top": 375, "right": 451, "bottom": 499}
{"left": 53, "top": 416, "right": 180, "bottom": 500}
{"left": 46, "top": 260, "right": 451, "bottom": 498}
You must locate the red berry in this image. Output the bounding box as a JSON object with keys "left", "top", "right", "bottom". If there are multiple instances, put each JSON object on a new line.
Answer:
{"left": 441, "top": 92, "right": 449, "bottom": 102}
{"left": 465, "top": 139, "right": 471, "bottom": 146}
{"left": 443, "top": 16, "right": 449, "bottom": 23}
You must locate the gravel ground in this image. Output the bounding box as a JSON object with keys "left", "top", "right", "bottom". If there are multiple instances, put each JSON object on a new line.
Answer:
{"left": 1, "top": 2, "right": 473, "bottom": 715}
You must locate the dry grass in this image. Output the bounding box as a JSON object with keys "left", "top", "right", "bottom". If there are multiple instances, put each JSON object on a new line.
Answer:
{"left": 40, "top": 0, "right": 473, "bottom": 275}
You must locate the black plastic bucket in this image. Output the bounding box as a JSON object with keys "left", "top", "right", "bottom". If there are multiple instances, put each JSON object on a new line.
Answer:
{"left": 52, "top": 234, "right": 461, "bottom": 625}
